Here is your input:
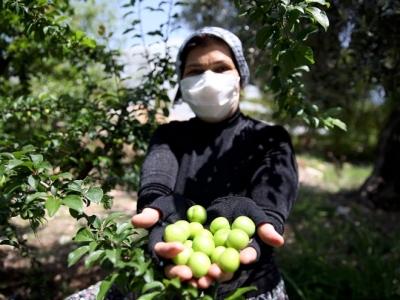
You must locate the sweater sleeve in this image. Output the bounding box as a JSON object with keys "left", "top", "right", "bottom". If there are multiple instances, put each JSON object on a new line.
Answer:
{"left": 137, "top": 124, "right": 179, "bottom": 213}
{"left": 248, "top": 126, "right": 299, "bottom": 235}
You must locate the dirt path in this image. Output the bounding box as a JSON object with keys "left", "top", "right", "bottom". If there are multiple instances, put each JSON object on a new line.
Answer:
{"left": 0, "top": 191, "right": 137, "bottom": 300}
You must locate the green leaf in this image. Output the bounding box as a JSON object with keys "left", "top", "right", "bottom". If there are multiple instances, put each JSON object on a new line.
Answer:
{"left": 10, "top": 148, "right": 33, "bottom": 159}
{"left": 306, "top": 0, "right": 327, "bottom": 5}
{"left": 168, "top": 276, "right": 181, "bottom": 289}
{"left": 55, "top": 15, "right": 71, "bottom": 23}
{"left": 280, "top": 49, "right": 297, "bottom": 76}
{"left": 45, "top": 196, "right": 61, "bottom": 217}
{"left": 0, "top": 165, "right": 5, "bottom": 178}
{"left": 75, "top": 30, "right": 84, "bottom": 39}
{"left": 26, "top": 192, "right": 48, "bottom": 203}
{"left": 85, "top": 249, "right": 105, "bottom": 269}
{"left": 137, "top": 291, "right": 161, "bottom": 300}
{"left": 103, "top": 212, "right": 125, "bottom": 226}
{"left": 225, "top": 286, "right": 258, "bottom": 300}
{"left": 88, "top": 215, "right": 102, "bottom": 229}
{"left": 116, "top": 222, "right": 133, "bottom": 235}
{"left": 297, "top": 25, "right": 319, "bottom": 41}
{"left": 81, "top": 37, "right": 97, "bottom": 48}
{"left": 324, "top": 107, "right": 343, "bottom": 117}
{"left": 255, "top": 25, "right": 274, "bottom": 49}
{"left": 89, "top": 241, "right": 98, "bottom": 253}
{"left": 143, "top": 268, "right": 154, "bottom": 283}
{"left": 38, "top": 161, "right": 53, "bottom": 172}
{"left": 7, "top": 159, "right": 23, "bottom": 170}
{"left": 306, "top": 103, "right": 319, "bottom": 114}
{"left": 74, "top": 227, "right": 95, "bottom": 242}
{"left": 233, "top": 0, "right": 242, "bottom": 9}
{"left": 84, "top": 186, "right": 103, "bottom": 204}
{"left": 136, "top": 259, "right": 152, "bottom": 276}
{"left": 306, "top": 7, "right": 329, "bottom": 32}
{"left": 270, "top": 76, "right": 282, "bottom": 92}
{"left": 289, "top": 104, "right": 304, "bottom": 118}
{"left": 28, "top": 175, "right": 39, "bottom": 189}
{"left": 30, "top": 154, "right": 43, "bottom": 165}
{"left": 294, "top": 45, "right": 315, "bottom": 65}
{"left": 62, "top": 195, "right": 83, "bottom": 213}
{"left": 68, "top": 245, "right": 90, "bottom": 267}
{"left": 50, "top": 185, "right": 58, "bottom": 196}
{"left": 141, "top": 281, "right": 164, "bottom": 293}
{"left": 0, "top": 240, "right": 19, "bottom": 248}
{"left": 293, "top": 5, "right": 305, "bottom": 13}
{"left": 22, "top": 145, "right": 36, "bottom": 152}
{"left": 68, "top": 181, "right": 83, "bottom": 193}
{"left": 105, "top": 247, "right": 121, "bottom": 265}
{"left": 54, "top": 172, "right": 72, "bottom": 180}
{"left": 328, "top": 117, "right": 347, "bottom": 131}
{"left": 97, "top": 273, "right": 119, "bottom": 300}
{"left": 311, "top": 116, "right": 320, "bottom": 127}
{"left": 101, "top": 195, "right": 113, "bottom": 209}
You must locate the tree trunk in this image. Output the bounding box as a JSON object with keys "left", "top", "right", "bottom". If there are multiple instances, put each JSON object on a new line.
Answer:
{"left": 358, "top": 104, "right": 400, "bottom": 210}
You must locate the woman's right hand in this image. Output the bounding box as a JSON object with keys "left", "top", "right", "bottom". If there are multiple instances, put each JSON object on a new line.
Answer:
{"left": 131, "top": 208, "right": 227, "bottom": 288}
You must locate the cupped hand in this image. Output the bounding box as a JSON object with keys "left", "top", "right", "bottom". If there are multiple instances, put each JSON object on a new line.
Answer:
{"left": 206, "top": 223, "right": 284, "bottom": 286}
{"left": 131, "top": 209, "right": 284, "bottom": 289}
{"left": 131, "top": 208, "right": 196, "bottom": 281}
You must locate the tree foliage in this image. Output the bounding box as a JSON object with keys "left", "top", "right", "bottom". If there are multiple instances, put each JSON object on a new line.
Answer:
{"left": 181, "top": 0, "right": 345, "bottom": 131}
{"left": 299, "top": 0, "right": 400, "bottom": 160}
{"left": 0, "top": 0, "right": 174, "bottom": 194}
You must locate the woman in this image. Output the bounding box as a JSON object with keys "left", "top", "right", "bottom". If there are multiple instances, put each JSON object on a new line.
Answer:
{"left": 131, "top": 26, "right": 299, "bottom": 300}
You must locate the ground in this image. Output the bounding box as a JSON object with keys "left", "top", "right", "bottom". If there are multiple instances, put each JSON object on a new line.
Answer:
{"left": 0, "top": 191, "right": 137, "bottom": 300}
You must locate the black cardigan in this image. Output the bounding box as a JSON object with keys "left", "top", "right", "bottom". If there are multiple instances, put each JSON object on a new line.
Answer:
{"left": 137, "top": 108, "right": 299, "bottom": 298}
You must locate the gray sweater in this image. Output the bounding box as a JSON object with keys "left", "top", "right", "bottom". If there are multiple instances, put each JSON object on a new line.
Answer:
{"left": 137, "top": 108, "right": 299, "bottom": 298}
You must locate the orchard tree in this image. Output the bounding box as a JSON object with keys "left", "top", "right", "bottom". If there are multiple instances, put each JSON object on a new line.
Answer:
{"left": 290, "top": 0, "right": 400, "bottom": 209}
{"left": 180, "top": 0, "right": 400, "bottom": 209}
{"left": 0, "top": 0, "right": 174, "bottom": 194}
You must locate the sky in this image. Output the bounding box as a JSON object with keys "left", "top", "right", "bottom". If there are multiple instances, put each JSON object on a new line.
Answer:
{"left": 111, "top": 0, "right": 191, "bottom": 49}
{"left": 107, "top": 0, "right": 195, "bottom": 120}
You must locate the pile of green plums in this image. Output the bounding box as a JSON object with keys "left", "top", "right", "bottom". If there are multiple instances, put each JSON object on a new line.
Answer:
{"left": 163, "top": 205, "right": 256, "bottom": 278}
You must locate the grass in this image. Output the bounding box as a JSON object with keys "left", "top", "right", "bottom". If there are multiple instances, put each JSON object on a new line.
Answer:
{"left": 297, "top": 154, "right": 373, "bottom": 192}
{"left": 277, "top": 156, "right": 400, "bottom": 300}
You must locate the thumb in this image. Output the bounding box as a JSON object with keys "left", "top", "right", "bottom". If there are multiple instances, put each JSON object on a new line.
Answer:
{"left": 257, "top": 223, "right": 284, "bottom": 247}
{"left": 131, "top": 207, "right": 161, "bottom": 228}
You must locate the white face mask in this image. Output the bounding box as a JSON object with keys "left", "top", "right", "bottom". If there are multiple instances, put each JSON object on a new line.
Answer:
{"left": 180, "top": 71, "right": 240, "bottom": 122}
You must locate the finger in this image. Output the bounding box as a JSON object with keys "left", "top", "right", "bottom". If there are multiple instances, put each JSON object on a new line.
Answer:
{"left": 208, "top": 263, "right": 223, "bottom": 279}
{"left": 154, "top": 242, "right": 185, "bottom": 259}
{"left": 197, "top": 276, "right": 214, "bottom": 289}
{"left": 187, "top": 278, "right": 199, "bottom": 288}
{"left": 257, "top": 223, "right": 284, "bottom": 247}
{"left": 164, "top": 264, "right": 192, "bottom": 281}
{"left": 208, "top": 264, "right": 234, "bottom": 282}
{"left": 240, "top": 246, "right": 257, "bottom": 264}
{"left": 131, "top": 208, "right": 160, "bottom": 228}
